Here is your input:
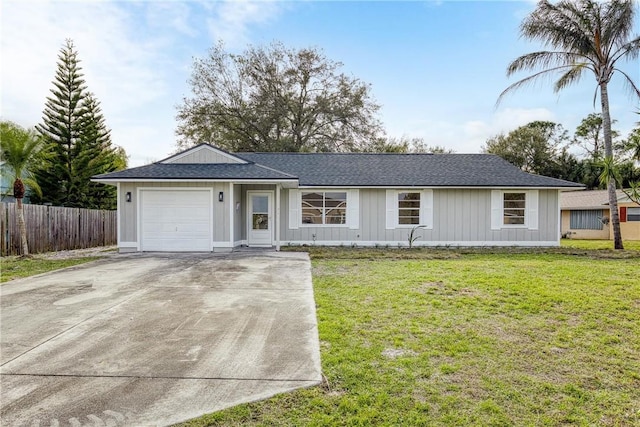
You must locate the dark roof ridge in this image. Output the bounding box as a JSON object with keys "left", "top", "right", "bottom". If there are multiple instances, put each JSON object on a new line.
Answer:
{"left": 235, "top": 151, "right": 441, "bottom": 155}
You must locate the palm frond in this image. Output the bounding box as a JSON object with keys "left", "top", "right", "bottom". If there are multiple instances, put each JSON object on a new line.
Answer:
{"left": 21, "top": 177, "right": 42, "bottom": 198}
{"left": 613, "top": 67, "right": 640, "bottom": 99}
{"left": 554, "top": 64, "right": 589, "bottom": 92}
{"left": 521, "top": 0, "right": 596, "bottom": 55}
{"left": 496, "top": 65, "right": 576, "bottom": 107}
{"left": 506, "top": 51, "right": 590, "bottom": 76}
{"left": 610, "top": 37, "right": 640, "bottom": 65}
{"left": 602, "top": 0, "right": 636, "bottom": 52}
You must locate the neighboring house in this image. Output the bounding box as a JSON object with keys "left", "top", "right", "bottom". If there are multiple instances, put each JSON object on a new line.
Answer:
{"left": 93, "top": 144, "right": 583, "bottom": 252}
{"left": 0, "top": 160, "right": 30, "bottom": 203}
{"left": 0, "top": 161, "right": 16, "bottom": 202}
{"left": 561, "top": 190, "right": 640, "bottom": 240}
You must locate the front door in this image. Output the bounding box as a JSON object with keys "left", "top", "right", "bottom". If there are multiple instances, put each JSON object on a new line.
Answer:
{"left": 248, "top": 191, "right": 273, "bottom": 247}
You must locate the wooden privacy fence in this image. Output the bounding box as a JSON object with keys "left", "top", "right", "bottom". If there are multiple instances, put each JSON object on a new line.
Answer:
{"left": 0, "top": 203, "right": 117, "bottom": 256}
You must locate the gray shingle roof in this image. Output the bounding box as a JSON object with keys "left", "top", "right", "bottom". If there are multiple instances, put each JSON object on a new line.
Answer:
{"left": 92, "top": 163, "right": 296, "bottom": 180}
{"left": 237, "top": 152, "right": 583, "bottom": 188}
{"left": 94, "top": 148, "right": 583, "bottom": 188}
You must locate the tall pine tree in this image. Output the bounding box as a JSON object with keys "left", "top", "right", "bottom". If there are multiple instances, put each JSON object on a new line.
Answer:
{"left": 34, "top": 39, "right": 126, "bottom": 209}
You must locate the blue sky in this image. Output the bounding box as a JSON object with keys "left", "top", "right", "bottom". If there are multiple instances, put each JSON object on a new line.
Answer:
{"left": 2, "top": 0, "right": 639, "bottom": 167}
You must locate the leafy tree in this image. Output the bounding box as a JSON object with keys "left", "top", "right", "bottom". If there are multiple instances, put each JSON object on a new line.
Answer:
{"left": 498, "top": 0, "right": 640, "bottom": 250}
{"left": 573, "top": 113, "right": 622, "bottom": 159}
{"left": 176, "top": 41, "right": 383, "bottom": 152}
{"left": 0, "top": 121, "right": 46, "bottom": 255}
{"left": 368, "top": 136, "right": 455, "bottom": 153}
{"left": 622, "top": 115, "right": 640, "bottom": 161}
{"left": 483, "top": 121, "right": 570, "bottom": 177}
{"left": 33, "top": 40, "right": 126, "bottom": 209}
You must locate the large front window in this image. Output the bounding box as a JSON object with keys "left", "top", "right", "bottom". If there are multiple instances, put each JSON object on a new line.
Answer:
{"left": 302, "top": 192, "right": 347, "bottom": 225}
{"left": 503, "top": 192, "right": 526, "bottom": 225}
{"left": 628, "top": 207, "right": 640, "bottom": 221}
{"left": 398, "top": 192, "right": 420, "bottom": 225}
{"left": 570, "top": 210, "right": 603, "bottom": 230}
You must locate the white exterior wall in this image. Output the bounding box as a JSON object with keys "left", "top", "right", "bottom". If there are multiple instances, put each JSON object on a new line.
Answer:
{"left": 280, "top": 188, "right": 560, "bottom": 246}
{"left": 118, "top": 184, "right": 561, "bottom": 251}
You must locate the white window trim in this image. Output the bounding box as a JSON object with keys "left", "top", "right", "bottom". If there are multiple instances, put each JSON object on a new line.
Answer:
{"left": 386, "top": 189, "right": 433, "bottom": 230}
{"left": 290, "top": 189, "right": 359, "bottom": 229}
{"left": 491, "top": 190, "right": 538, "bottom": 230}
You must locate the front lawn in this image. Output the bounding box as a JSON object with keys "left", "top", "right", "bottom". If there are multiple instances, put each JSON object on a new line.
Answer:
{"left": 562, "top": 239, "right": 640, "bottom": 251}
{"left": 179, "top": 249, "right": 640, "bottom": 426}
{"left": 0, "top": 257, "right": 99, "bottom": 283}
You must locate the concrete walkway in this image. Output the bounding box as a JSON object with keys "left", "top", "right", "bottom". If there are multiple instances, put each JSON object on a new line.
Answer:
{"left": 1, "top": 252, "right": 321, "bottom": 426}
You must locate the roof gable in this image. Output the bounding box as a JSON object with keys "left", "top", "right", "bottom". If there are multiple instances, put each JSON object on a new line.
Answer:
{"left": 160, "top": 144, "right": 248, "bottom": 164}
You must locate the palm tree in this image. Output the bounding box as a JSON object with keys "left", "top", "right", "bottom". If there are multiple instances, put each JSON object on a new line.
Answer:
{"left": 498, "top": 0, "right": 640, "bottom": 250}
{"left": 0, "top": 121, "right": 45, "bottom": 256}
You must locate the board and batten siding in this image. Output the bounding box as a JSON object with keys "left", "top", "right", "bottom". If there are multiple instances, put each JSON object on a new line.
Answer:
{"left": 119, "top": 182, "right": 231, "bottom": 248}
{"left": 280, "top": 188, "right": 560, "bottom": 245}
{"left": 165, "top": 149, "right": 244, "bottom": 164}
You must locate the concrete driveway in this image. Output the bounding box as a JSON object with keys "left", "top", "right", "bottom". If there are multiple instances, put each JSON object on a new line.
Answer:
{"left": 1, "top": 251, "right": 321, "bottom": 426}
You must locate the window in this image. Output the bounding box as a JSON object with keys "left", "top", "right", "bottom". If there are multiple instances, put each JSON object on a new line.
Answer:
{"left": 398, "top": 192, "right": 420, "bottom": 225}
{"left": 570, "top": 210, "right": 604, "bottom": 230}
{"left": 289, "top": 189, "right": 358, "bottom": 230}
{"left": 503, "top": 192, "right": 526, "bottom": 225}
{"left": 491, "top": 190, "right": 538, "bottom": 230}
{"left": 386, "top": 189, "right": 433, "bottom": 229}
{"left": 302, "top": 192, "right": 347, "bottom": 225}
{"left": 628, "top": 207, "right": 640, "bottom": 222}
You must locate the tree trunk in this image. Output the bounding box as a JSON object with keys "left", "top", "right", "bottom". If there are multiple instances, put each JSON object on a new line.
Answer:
{"left": 600, "top": 82, "right": 624, "bottom": 250}
{"left": 16, "top": 198, "right": 29, "bottom": 256}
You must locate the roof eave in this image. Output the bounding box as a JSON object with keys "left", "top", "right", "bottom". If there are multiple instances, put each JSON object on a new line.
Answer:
{"left": 91, "top": 177, "right": 300, "bottom": 188}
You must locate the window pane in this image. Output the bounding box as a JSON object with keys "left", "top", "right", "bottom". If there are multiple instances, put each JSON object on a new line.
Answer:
{"left": 398, "top": 192, "right": 420, "bottom": 201}
{"left": 504, "top": 215, "right": 525, "bottom": 225}
{"left": 399, "top": 216, "right": 419, "bottom": 225}
{"left": 252, "top": 195, "right": 268, "bottom": 213}
{"left": 324, "top": 209, "right": 347, "bottom": 224}
{"left": 302, "top": 192, "right": 323, "bottom": 203}
{"left": 398, "top": 193, "right": 420, "bottom": 225}
{"left": 504, "top": 200, "right": 525, "bottom": 209}
{"left": 399, "top": 200, "right": 420, "bottom": 209}
{"left": 301, "top": 191, "right": 347, "bottom": 225}
{"left": 399, "top": 208, "right": 420, "bottom": 217}
{"left": 302, "top": 209, "right": 322, "bottom": 224}
{"left": 326, "top": 192, "right": 347, "bottom": 202}
{"left": 504, "top": 193, "right": 525, "bottom": 201}
{"left": 252, "top": 213, "right": 268, "bottom": 230}
{"left": 627, "top": 207, "right": 640, "bottom": 221}
{"left": 503, "top": 193, "right": 526, "bottom": 225}
{"left": 570, "top": 210, "right": 604, "bottom": 229}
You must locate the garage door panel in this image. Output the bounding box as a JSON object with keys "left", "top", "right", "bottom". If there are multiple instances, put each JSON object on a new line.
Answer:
{"left": 140, "top": 190, "right": 212, "bottom": 252}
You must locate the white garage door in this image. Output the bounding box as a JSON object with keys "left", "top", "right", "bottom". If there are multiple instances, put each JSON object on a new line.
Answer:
{"left": 140, "top": 190, "right": 212, "bottom": 252}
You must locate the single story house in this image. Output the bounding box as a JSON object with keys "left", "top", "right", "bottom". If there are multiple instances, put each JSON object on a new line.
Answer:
{"left": 93, "top": 143, "right": 583, "bottom": 252}
{"left": 561, "top": 189, "right": 640, "bottom": 240}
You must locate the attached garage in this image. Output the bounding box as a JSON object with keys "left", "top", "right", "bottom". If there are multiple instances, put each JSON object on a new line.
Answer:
{"left": 139, "top": 189, "right": 212, "bottom": 252}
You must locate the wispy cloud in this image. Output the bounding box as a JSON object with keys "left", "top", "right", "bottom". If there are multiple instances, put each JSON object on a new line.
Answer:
{"left": 204, "top": 0, "right": 289, "bottom": 49}
{"left": 0, "top": 1, "right": 192, "bottom": 165}
{"left": 464, "top": 107, "right": 555, "bottom": 150}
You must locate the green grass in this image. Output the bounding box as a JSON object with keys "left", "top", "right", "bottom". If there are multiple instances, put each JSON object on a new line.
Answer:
{"left": 561, "top": 239, "right": 640, "bottom": 251}
{"left": 0, "top": 257, "right": 99, "bottom": 283}
{"left": 178, "top": 247, "right": 640, "bottom": 426}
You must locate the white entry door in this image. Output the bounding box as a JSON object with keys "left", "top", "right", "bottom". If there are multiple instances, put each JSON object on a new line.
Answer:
{"left": 248, "top": 191, "right": 273, "bottom": 247}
